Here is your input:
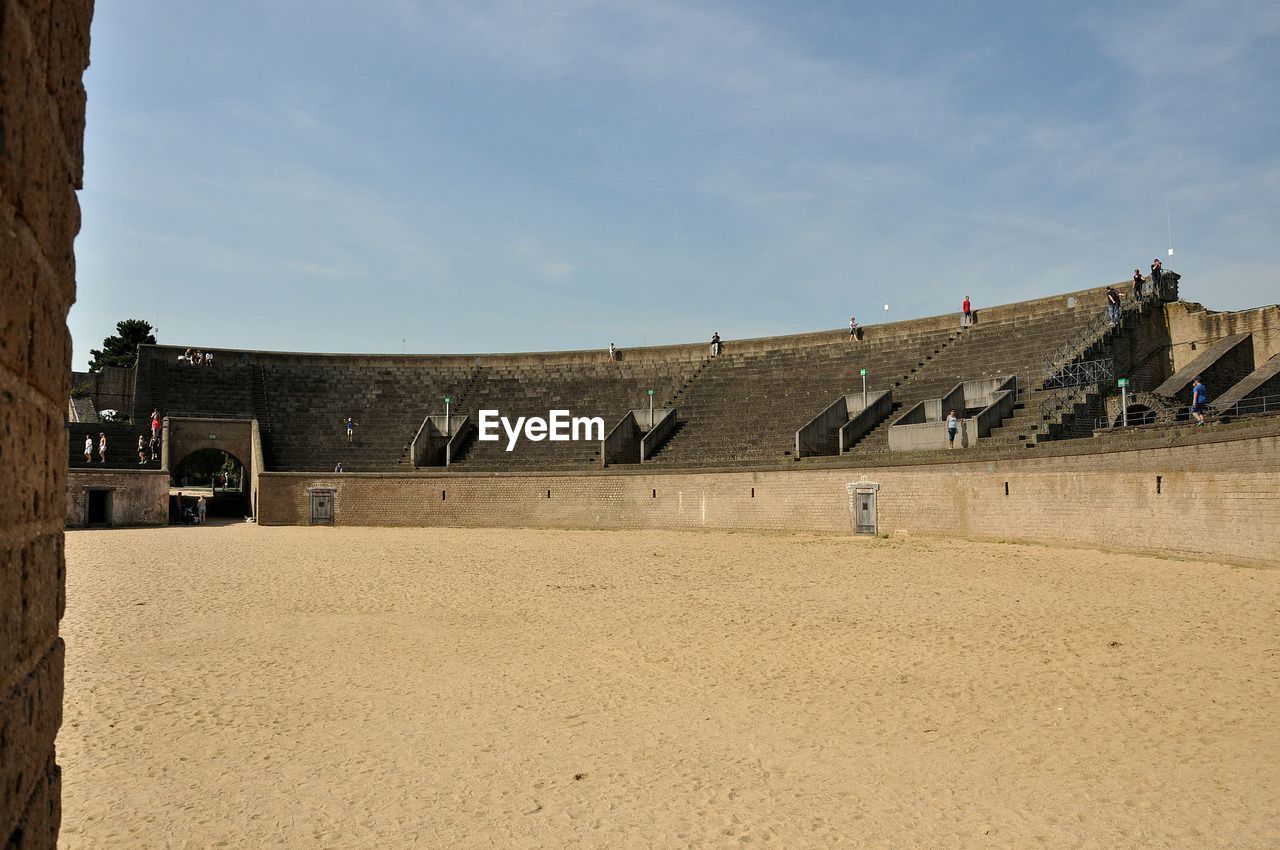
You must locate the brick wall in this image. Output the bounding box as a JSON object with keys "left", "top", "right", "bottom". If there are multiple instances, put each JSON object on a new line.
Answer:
{"left": 1167, "top": 301, "right": 1280, "bottom": 372}
{"left": 0, "top": 0, "right": 93, "bottom": 847}
{"left": 65, "top": 470, "right": 169, "bottom": 528}
{"left": 258, "top": 426, "right": 1280, "bottom": 567}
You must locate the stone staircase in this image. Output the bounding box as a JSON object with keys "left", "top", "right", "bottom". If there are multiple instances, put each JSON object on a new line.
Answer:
{"left": 447, "top": 359, "right": 702, "bottom": 470}
{"left": 841, "top": 303, "right": 1106, "bottom": 455}
{"left": 644, "top": 328, "right": 961, "bottom": 467}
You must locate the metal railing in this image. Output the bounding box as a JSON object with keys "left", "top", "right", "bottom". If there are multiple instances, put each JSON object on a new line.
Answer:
{"left": 1035, "top": 287, "right": 1149, "bottom": 425}
{"left": 1094, "top": 391, "right": 1280, "bottom": 431}
{"left": 1044, "top": 356, "right": 1115, "bottom": 389}
{"left": 1043, "top": 289, "right": 1140, "bottom": 378}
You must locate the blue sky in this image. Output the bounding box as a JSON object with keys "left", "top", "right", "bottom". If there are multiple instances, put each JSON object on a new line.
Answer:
{"left": 69, "top": 0, "right": 1280, "bottom": 368}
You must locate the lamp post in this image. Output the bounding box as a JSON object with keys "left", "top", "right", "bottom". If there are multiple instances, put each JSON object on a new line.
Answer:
{"left": 444, "top": 395, "right": 451, "bottom": 435}
{"left": 1118, "top": 379, "right": 1129, "bottom": 427}
{"left": 647, "top": 389, "right": 654, "bottom": 429}
{"left": 860, "top": 368, "right": 868, "bottom": 409}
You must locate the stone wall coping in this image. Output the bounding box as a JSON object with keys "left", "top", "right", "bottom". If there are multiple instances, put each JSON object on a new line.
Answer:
{"left": 139, "top": 283, "right": 1124, "bottom": 367}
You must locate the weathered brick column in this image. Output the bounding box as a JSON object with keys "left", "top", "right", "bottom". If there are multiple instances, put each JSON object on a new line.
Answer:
{"left": 0, "top": 0, "right": 93, "bottom": 846}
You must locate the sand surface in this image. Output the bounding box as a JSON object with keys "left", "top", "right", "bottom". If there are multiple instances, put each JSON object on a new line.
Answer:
{"left": 61, "top": 525, "right": 1280, "bottom": 848}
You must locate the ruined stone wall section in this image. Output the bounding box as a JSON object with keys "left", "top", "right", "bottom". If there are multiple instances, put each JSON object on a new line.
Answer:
{"left": 0, "top": 0, "right": 93, "bottom": 846}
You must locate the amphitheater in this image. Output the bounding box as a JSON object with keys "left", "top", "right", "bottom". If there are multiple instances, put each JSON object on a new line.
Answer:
{"left": 64, "top": 276, "right": 1280, "bottom": 566}
{"left": 53, "top": 281, "right": 1280, "bottom": 848}
{"left": 5, "top": 0, "right": 1280, "bottom": 847}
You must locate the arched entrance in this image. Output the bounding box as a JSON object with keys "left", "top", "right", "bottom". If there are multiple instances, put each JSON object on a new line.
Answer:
{"left": 1113, "top": 404, "right": 1157, "bottom": 428}
{"left": 163, "top": 417, "right": 255, "bottom": 520}
{"left": 171, "top": 448, "right": 250, "bottom": 519}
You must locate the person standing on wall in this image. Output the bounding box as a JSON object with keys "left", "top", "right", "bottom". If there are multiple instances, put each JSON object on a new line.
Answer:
{"left": 710, "top": 332, "right": 721, "bottom": 357}
{"left": 1191, "top": 377, "right": 1209, "bottom": 426}
{"left": 947, "top": 409, "right": 962, "bottom": 449}
{"left": 608, "top": 342, "right": 618, "bottom": 362}
{"left": 849, "top": 315, "right": 859, "bottom": 341}
{"left": 961, "top": 296, "right": 973, "bottom": 327}
{"left": 83, "top": 434, "right": 93, "bottom": 464}
{"left": 1133, "top": 268, "right": 1145, "bottom": 302}
{"left": 98, "top": 432, "right": 107, "bottom": 463}
{"left": 1151, "top": 258, "right": 1163, "bottom": 297}
{"left": 1105, "top": 286, "right": 1122, "bottom": 326}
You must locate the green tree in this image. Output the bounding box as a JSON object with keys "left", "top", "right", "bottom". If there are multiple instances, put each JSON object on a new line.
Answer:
{"left": 88, "top": 319, "right": 156, "bottom": 372}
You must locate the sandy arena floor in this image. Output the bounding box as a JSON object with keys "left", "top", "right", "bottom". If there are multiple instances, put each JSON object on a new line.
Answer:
{"left": 60, "top": 525, "right": 1279, "bottom": 848}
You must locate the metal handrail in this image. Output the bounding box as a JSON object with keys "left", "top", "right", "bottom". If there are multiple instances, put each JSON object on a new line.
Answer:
{"left": 1093, "top": 390, "right": 1280, "bottom": 430}
{"left": 1036, "top": 289, "right": 1146, "bottom": 424}
{"left": 1044, "top": 357, "right": 1115, "bottom": 389}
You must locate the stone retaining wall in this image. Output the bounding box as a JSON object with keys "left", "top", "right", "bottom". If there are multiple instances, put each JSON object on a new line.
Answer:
{"left": 258, "top": 427, "right": 1280, "bottom": 567}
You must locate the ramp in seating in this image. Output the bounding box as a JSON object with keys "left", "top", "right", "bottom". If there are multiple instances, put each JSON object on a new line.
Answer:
{"left": 1213, "top": 354, "right": 1280, "bottom": 414}
{"left": 1153, "top": 333, "right": 1254, "bottom": 406}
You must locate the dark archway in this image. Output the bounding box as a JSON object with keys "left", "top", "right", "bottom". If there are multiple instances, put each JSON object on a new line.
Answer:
{"left": 171, "top": 449, "right": 250, "bottom": 519}
{"left": 1113, "top": 404, "right": 1157, "bottom": 428}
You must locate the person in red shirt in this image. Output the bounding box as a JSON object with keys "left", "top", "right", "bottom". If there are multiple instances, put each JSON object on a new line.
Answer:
{"left": 151, "top": 410, "right": 161, "bottom": 439}
{"left": 962, "top": 296, "right": 973, "bottom": 327}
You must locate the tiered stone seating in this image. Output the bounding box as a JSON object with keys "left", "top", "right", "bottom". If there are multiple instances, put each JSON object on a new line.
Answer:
{"left": 137, "top": 355, "right": 256, "bottom": 420}
{"left": 644, "top": 329, "right": 959, "bottom": 466}
{"left": 65, "top": 422, "right": 160, "bottom": 469}
{"left": 120, "top": 284, "right": 1149, "bottom": 471}
{"left": 257, "top": 361, "right": 476, "bottom": 472}
{"left": 846, "top": 295, "right": 1113, "bottom": 454}
{"left": 449, "top": 359, "right": 703, "bottom": 469}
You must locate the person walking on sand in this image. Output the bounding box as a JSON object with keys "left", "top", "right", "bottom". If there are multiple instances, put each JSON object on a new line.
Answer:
{"left": 961, "top": 296, "right": 973, "bottom": 327}
{"left": 1191, "top": 376, "right": 1209, "bottom": 426}
{"left": 344, "top": 417, "right": 358, "bottom": 443}
{"left": 197, "top": 495, "right": 207, "bottom": 525}
{"left": 946, "top": 409, "right": 962, "bottom": 449}
{"left": 97, "top": 432, "right": 107, "bottom": 463}
{"left": 83, "top": 435, "right": 93, "bottom": 463}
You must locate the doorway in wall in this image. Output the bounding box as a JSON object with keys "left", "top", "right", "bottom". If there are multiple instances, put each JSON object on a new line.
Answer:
{"left": 86, "top": 489, "right": 112, "bottom": 526}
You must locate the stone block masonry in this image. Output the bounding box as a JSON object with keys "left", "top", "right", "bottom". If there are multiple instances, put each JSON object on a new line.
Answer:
{"left": 65, "top": 470, "right": 169, "bottom": 528}
{"left": 0, "top": 0, "right": 93, "bottom": 846}
{"left": 258, "top": 427, "right": 1280, "bottom": 567}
